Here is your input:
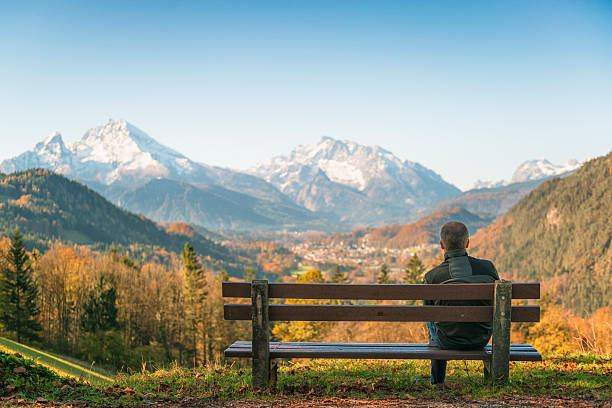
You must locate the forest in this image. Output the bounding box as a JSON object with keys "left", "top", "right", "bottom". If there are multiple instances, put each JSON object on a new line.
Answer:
{"left": 0, "top": 226, "right": 609, "bottom": 375}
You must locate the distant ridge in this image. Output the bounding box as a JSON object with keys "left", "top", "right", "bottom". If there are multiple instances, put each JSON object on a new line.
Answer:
{"left": 319, "top": 206, "right": 494, "bottom": 249}
{"left": 470, "top": 153, "right": 612, "bottom": 316}
{"left": 0, "top": 169, "right": 242, "bottom": 272}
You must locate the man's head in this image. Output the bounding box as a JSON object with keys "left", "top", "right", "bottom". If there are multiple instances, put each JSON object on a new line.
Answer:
{"left": 440, "top": 221, "right": 469, "bottom": 251}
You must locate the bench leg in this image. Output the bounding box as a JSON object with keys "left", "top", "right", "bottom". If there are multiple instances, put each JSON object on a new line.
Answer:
{"left": 252, "top": 280, "right": 270, "bottom": 388}
{"left": 483, "top": 360, "right": 491, "bottom": 381}
{"left": 269, "top": 359, "right": 278, "bottom": 388}
{"left": 491, "top": 280, "right": 512, "bottom": 384}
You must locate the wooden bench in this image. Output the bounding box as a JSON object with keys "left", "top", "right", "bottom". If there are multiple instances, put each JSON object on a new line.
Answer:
{"left": 223, "top": 280, "right": 541, "bottom": 388}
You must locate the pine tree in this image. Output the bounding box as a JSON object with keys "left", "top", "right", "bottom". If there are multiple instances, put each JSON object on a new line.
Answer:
{"left": 377, "top": 263, "right": 394, "bottom": 284}
{"left": 0, "top": 228, "right": 41, "bottom": 343}
{"left": 182, "top": 242, "right": 207, "bottom": 367}
{"left": 404, "top": 253, "right": 425, "bottom": 284}
{"left": 330, "top": 264, "right": 347, "bottom": 283}
{"left": 81, "top": 275, "right": 119, "bottom": 333}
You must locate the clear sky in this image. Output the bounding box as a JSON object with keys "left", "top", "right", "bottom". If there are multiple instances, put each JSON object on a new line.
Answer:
{"left": 1, "top": 0, "right": 611, "bottom": 190}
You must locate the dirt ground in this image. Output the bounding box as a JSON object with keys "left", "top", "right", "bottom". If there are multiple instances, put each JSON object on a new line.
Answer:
{"left": 10, "top": 396, "right": 610, "bottom": 408}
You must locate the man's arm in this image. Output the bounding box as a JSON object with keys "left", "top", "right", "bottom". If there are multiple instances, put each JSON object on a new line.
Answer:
{"left": 488, "top": 260, "right": 500, "bottom": 280}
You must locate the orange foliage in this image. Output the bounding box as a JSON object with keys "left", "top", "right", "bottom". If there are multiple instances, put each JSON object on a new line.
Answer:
{"left": 162, "top": 222, "right": 196, "bottom": 237}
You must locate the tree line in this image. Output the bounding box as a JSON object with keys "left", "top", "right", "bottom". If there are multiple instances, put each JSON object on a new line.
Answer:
{"left": 0, "top": 228, "right": 248, "bottom": 370}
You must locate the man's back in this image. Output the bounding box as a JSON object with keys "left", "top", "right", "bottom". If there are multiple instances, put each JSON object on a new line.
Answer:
{"left": 423, "top": 248, "right": 499, "bottom": 349}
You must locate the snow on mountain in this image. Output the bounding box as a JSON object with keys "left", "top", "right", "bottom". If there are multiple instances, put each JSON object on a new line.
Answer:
{"left": 510, "top": 158, "right": 580, "bottom": 183}
{"left": 0, "top": 119, "right": 328, "bottom": 231}
{"left": 1, "top": 119, "right": 215, "bottom": 185}
{"left": 470, "top": 159, "right": 581, "bottom": 190}
{"left": 250, "top": 136, "right": 460, "bottom": 224}
{"left": 471, "top": 179, "right": 506, "bottom": 189}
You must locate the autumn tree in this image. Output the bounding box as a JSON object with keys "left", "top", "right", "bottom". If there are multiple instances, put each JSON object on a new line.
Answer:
{"left": 273, "top": 269, "right": 329, "bottom": 342}
{"left": 0, "top": 228, "right": 41, "bottom": 343}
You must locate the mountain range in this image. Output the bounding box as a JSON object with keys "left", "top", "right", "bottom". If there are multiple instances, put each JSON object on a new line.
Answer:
{"left": 472, "top": 158, "right": 580, "bottom": 189}
{"left": 249, "top": 137, "right": 461, "bottom": 225}
{"left": 1, "top": 119, "right": 579, "bottom": 231}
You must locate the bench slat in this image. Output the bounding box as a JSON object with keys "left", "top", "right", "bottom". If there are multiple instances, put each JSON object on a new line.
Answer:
{"left": 222, "top": 282, "right": 540, "bottom": 300}
{"left": 224, "top": 341, "right": 542, "bottom": 361}
{"left": 224, "top": 304, "right": 540, "bottom": 322}
{"left": 228, "top": 341, "right": 538, "bottom": 349}
{"left": 230, "top": 341, "right": 537, "bottom": 348}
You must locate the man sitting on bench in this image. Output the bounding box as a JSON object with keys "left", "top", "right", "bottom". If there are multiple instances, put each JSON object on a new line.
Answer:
{"left": 423, "top": 221, "right": 500, "bottom": 384}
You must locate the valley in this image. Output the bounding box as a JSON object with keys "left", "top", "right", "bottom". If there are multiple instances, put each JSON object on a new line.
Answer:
{"left": 0, "top": 119, "right": 609, "bottom": 381}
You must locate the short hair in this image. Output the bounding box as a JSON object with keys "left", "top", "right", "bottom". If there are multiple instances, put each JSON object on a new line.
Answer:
{"left": 440, "top": 221, "right": 469, "bottom": 250}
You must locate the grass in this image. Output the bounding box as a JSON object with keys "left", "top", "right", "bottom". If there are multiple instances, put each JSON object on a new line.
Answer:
{"left": 116, "top": 355, "right": 611, "bottom": 403}
{"left": 0, "top": 337, "right": 114, "bottom": 386}
{"left": 2, "top": 353, "right": 609, "bottom": 406}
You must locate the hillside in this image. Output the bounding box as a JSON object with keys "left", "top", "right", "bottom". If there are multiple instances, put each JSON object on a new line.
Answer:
{"left": 435, "top": 177, "right": 562, "bottom": 216}
{"left": 0, "top": 169, "right": 238, "bottom": 269}
{"left": 0, "top": 337, "right": 113, "bottom": 386}
{"left": 320, "top": 206, "right": 494, "bottom": 249}
{"left": 470, "top": 152, "right": 612, "bottom": 315}
{"left": 105, "top": 178, "right": 329, "bottom": 232}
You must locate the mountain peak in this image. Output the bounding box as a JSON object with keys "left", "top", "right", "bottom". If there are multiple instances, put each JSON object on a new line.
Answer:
{"left": 250, "top": 137, "right": 459, "bottom": 225}
{"left": 511, "top": 158, "right": 580, "bottom": 183}
{"left": 1, "top": 119, "right": 215, "bottom": 186}
{"left": 42, "top": 131, "right": 64, "bottom": 146}
{"left": 471, "top": 158, "right": 582, "bottom": 189}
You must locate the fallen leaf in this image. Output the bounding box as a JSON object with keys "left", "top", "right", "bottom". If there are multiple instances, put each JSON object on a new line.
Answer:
{"left": 12, "top": 366, "right": 26, "bottom": 374}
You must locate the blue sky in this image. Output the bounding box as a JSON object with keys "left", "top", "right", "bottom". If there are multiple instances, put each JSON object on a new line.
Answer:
{"left": 1, "top": 0, "right": 611, "bottom": 190}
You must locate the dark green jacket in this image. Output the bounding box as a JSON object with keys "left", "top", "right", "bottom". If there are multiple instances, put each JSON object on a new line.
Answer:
{"left": 423, "top": 249, "right": 499, "bottom": 349}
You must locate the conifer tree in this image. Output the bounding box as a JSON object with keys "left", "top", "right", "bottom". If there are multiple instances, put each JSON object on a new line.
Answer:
{"left": 330, "top": 264, "right": 347, "bottom": 283}
{"left": 377, "top": 263, "right": 394, "bottom": 284}
{"left": 81, "top": 275, "right": 119, "bottom": 333}
{"left": 182, "top": 242, "right": 207, "bottom": 367}
{"left": 404, "top": 253, "right": 425, "bottom": 284}
{"left": 243, "top": 267, "right": 256, "bottom": 282}
{"left": 0, "top": 228, "right": 41, "bottom": 343}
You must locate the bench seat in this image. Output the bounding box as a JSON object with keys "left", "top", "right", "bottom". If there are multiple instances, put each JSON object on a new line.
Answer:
{"left": 225, "top": 341, "right": 542, "bottom": 361}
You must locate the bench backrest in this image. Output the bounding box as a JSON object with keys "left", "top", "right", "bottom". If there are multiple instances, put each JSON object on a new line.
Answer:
{"left": 223, "top": 281, "right": 540, "bottom": 323}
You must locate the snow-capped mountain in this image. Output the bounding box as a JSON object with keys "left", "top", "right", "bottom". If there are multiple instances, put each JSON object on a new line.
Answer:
{"left": 0, "top": 119, "right": 326, "bottom": 231}
{"left": 510, "top": 158, "right": 580, "bottom": 183}
{"left": 1, "top": 119, "right": 215, "bottom": 185}
{"left": 470, "top": 159, "right": 581, "bottom": 190}
{"left": 250, "top": 136, "right": 460, "bottom": 225}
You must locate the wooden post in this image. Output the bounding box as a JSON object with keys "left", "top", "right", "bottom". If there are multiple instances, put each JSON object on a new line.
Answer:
{"left": 251, "top": 280, "right": 270, "bottom": 388}
{"left": 269, "top": 359, "right": 278, "bottom": 388}
{"left": 483, "top": 360, "right": 491, "bottom": 381}
{"left": 490, "top": 280, "right": 512, "bottom": 383}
